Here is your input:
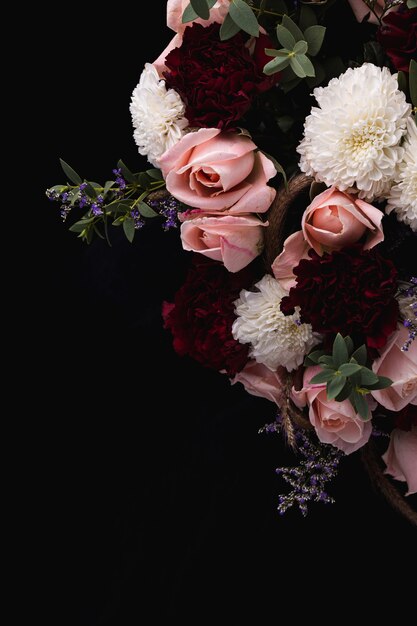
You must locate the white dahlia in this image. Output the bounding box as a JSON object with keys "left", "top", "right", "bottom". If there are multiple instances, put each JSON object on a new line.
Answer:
{"left": 130, "top": 63, "right": 188, "bottom": 167}
{"left": 232, "top": 274, "right": 320, "bottom": 372}
{"left": 297, "top": 63, "right": 411, "bottom": 201}
{"left": 385, "top": 117, "right": 417, "bottom": 232}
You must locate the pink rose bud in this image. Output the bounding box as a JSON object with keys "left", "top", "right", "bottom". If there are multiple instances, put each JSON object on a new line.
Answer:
{"left": 382, "top": 426, "right": 417, "bottom": 496}
{"left": 231, "top": 360, "right": 286, "bottom": 407}
{"left": 159, "top": 128, "right": 277, "bottom": 214}
{"left": 180, "top": 215, "right": 267, "bottom": 273}
{"left": 371, "top": 324, "right": 417, "bottom": 412}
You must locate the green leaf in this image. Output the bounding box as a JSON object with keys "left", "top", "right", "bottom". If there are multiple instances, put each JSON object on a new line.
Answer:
{"left": 265, "top": 48, "right": 290, "bottom": 57}
{"left": 335, "top": 381, "right": 353, "bottom": 402}
{"left": 280, "top": 75, "right": 302, "bottom": 93}
{"left": 310, "top": 369, "right": 335, "bottom": 384}
{"left": 345, "top": 336, "right": 354, "bottom": 356}
{"left": 263, "top": 56, "right": 290, "bottom": 75}
{"left": 83, "top": 181, "right": 97, "bottom": 199}
{"left": 123, "top": 218, "right": 135, "bottom": 243}
{"left": 397, "top": 70, "right": 407, "bottom": 95}
{"left": 409, "top": 59, "right": 417, "bottom": 107}
{"left": 303, "top": 25, "right": 326, "bottom": 56}
{"left": 318, "top": 355, "right": 334, "bottom": 367}
{"left": 49, "top": 184, "right": 68, "bottom": 194}
{"left": 137, "top": 172, "right": 151, "bottom": 189}
{"left": 219, "top": 12, "right": 241, "bottom": 40}
{"left": 407, "top": 0, "right": 417, "bottom": 8}
{"left": 364, "top": 376, "right": 393, "bottom": 390}
{"left": 229, "top": 0, "right": 259, "bottom": 37}
{"left": 290, "top": 54, "right": 315, "bottom": 78}
{"left": 182, "top": 3, "right": 198, "bottom": 23}
{"left": 70, "top": 189, "right": 81, "bottom": 206}
{"left": 339, "top": 363, "right": 362, "bottom": 377}
{"left": 103, "top": 180, "right": 115, "bottom": 196}
{"left": 190, "top": 0, "right": 209, "bottom": 20}
{"left": 351, "top": 391, "right": 371, "bottom": 421}
{"left": 327, "top": 375, "right": 347, "bottom": 400}
{"left": 351, "top": 344, "right": 367, "bottom": 366}
{"left": 299, "top": 5, "right": 317, "bottom": 30}
{"left": 60, "top": 159, "right": 82, "bottom": 185}
{"left": 359, "top": 368, "right": 379, "bottom": 386}
{"left": 306, "top": 59, "right": 326, "bottom": 88}
{"left": 304, "top": 349, "right": 325, "bottom": 366}
{"left": 332, "top": 334, "right": 348, "bottom": 369}
{"left": 138, "top": 201, "right": 159, "bottom": 218}
{"left": 276, "top": 115, "right": 294, "bottom": 133}
{"left": 146, "top": 169, "right": 163, "bottom": 180}
{"left": 276, "top": 25, "right": 296, "bottom": 49}
{"left": 69, "top": 218, "right": 94, "bottom": 233}
{"left": 117, "top": 159, "right": 136, "bottom": 184}
{"left": 293, "top": 40, "right": 308, "bottom": 55}
{"left": 282, "top": 14, "right": 304, "bottom": 42}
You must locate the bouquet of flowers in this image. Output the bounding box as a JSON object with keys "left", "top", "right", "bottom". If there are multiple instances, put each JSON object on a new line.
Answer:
{"left": 46, "top": 0, "right": 417, "bottom": 521}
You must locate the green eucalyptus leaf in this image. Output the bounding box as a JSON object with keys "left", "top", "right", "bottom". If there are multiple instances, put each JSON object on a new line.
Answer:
{"left": 359, "top": 368, "right": 379, "bottom": 386}
{"left": 50, "top": 185, "right": 68, "bottom": 194}
{"left": 276, "top": 25, "right": 296, "bottom": 49}
{"left": 70, "top": 189, "right": 81, "bottom": 206}
{"left": 263, "top": 56, "right": 290, "bottom": 75}
{"left": 407, "top": 0, "right": 417, "bottom": 8}
{"left": 265, "top": 48, "right": 290, "bottom": 57}
{"left": 303, "top": 25, "right": 326, "bottom": 56}
{"left": 146, "top": 169, "right": 163, "bottom": 180}
{"left": 69, "top": 218, "right": 95, "bottom": 233}
{"left": 339, "top": 363, "right": 362, "bottom": 377}
{"left": 137, "top": 172, "right": 151, "bottom": 189}
{"left": 310, "top": 369, "right": 335, "bottom": 384}
{"left": 282, "top": 14, "right": 304, "bottom": 42}
{"left": 345, "top": 336, "right": 354, "bottom": 356}
{"left": 397, "top": 70, "right": 407, "bottom": 95}
{"left": 327, "top": 375, "right": 347, "bottom": 400}
{"left": 318, "top": 355, "right": 334, "bottom": 367}
{"left": 351, "top": 391, "right": 371, "bottom": 421}
{"left": 103, "top": 180, "right": 115, "bottom": 196}
{"left": 409, "top": 59, "right": 417, "bottom": 107}
{"left": 335, "top": 382, "right": 353, "bottom": 402}
{"left": 299, "top": 5, "right": 317, "bottom": 30}
{"left": 60, "top": 159, "right": 82, "bottom": 186}
{"left": 182, "top": 3, "right": 198, "bottom": 23}
{"left": 220, "top": 12, "right": 241, "bottom": 40}
{"left": 351, "top": 344, "right": 367, "bottom": 366}
{"left": 138, "top": 201, "right": 159, "bottom": 218}
{"left": 332, "top": 333, "right": 348, "bottom": 368}
{"left": 117, "top": 159, "right": 136, "bottom": 184}
{"left": 83, "top": 181, "right": 97, "bottom": 199}
{"left": 293, "top": 40, "right": 308, "bottom": 55}
{"left": 304, "top": 349, "right": 325, "bottom": 366}
{"left": 190, "top": 0, "right": 210, "bottom": 20}
{"left": 229, "top": 0, "right": 259, "bottom": 37}
{"left": 364, "top": 376, "right": 393, "bottom": 390}
{"left": 112, "top": 216, "right": 125, "bottom": 226}
{"left": 123, "top": 218, "right": 136, "bottom": 243}
{"left": 291, "top": 54, "right": 315, "bottom": 77}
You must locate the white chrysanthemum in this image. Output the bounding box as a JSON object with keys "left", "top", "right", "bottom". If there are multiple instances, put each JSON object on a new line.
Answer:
{"left": 385, "top": 117, "right": 417, "bottom": 232}
{"left": 130, "top": 63, "right": 188, "bottom": 167}
{"left": 297, "top": 63, "right": 411, "bottom": 201}
{"left": 232, "top": 275, "right": 321, "bottom": 372}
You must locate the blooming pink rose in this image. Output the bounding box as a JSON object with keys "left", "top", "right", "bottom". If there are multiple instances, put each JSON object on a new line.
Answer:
{"left": 231, "top": 360, "right": 286, "bottom": 406}
{"left": 292, "top": 366, "right": 373, "bottom": 454}
{"left": 371, "top": 324, "right": 417, "bottom": 412}
{"left": 347, "top": 0, "right": 394, "bottom": 25}
{"left": 271, "top": 187, "right": 383, "bottom": 287}
{"left": 382, "top": 426, "right": 417, "bottom": 495}
{"left": 159, "top": 128, "right": 277, "bottom": 214}
{"left": 154, "top": 0, "right": 229, "bottom": 74}
{"left": 181, "top": 215, "right": 267, "bottom": 273}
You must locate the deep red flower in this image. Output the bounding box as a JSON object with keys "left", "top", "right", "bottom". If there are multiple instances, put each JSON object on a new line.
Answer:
{"left": 280, "top": 245, "right": 399, "bottom": 350}
{"left": 163, "top": 22, "right": 276, "bottom": 130}
{"left": 162, "top": 256, "right": 254, "bottom": 376}
{"left": 377, "top": 8, "right": 417, "bottom": 73}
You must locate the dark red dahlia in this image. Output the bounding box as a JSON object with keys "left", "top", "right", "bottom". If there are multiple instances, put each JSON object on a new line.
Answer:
{"left": 377, "top": 8, "right": 417, "bottom": 73}
{"left": 162, "top": 256, "right": 254, "bottom": 376}
{"left": 163, "top": 22, "right": 276, "bottom": 130}
{"left": 280, "top": 245, "right": 399, "bottom": 350}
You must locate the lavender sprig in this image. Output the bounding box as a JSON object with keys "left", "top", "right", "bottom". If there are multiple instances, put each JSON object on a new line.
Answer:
{"left": 261, "top": 417, "right": 343, "bottom": 517}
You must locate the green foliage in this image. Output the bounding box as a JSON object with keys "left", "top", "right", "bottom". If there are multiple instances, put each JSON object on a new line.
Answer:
{"left": 305, "top": 334, "right": 393, "bottom": 420}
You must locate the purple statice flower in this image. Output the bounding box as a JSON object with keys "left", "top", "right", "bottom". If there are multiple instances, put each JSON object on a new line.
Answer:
{"left": 130, "top": 209, "right": 145, "bottom": 230}
{"left": 148, "top": 195, "right": 182, "bottom": 231}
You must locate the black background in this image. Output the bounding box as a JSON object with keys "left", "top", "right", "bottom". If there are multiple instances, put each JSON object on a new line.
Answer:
{"left": 31, "top": 1, "right": 416, "bottom": 622}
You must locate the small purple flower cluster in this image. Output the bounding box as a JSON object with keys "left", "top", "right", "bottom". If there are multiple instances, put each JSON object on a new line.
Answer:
{"left": 148, "top": 195, "right": 181, "bottom": 231}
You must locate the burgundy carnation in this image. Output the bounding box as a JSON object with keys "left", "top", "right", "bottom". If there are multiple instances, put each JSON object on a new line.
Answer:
{"left": 377, "top": 8, "right": 417, "bottom": 73}
{"left": 280, "top": 245, "right": 399, "bottom": 350}
{"left": 162, "top": 256, "right": 254, "bottom": 376}
{"left": 163, "top": 22, "right": 276, "bottom": 130}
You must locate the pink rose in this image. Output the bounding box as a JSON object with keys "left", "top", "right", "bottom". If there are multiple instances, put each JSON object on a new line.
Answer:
{"left": 154, "top": 0, "right": 229, "bottom": 74}
{"left": 371, "top": 324, "right": 417, "bottom": 412}
{"left": 271, "top": 187, "right": 383, "bottom": 288}
{"left": 382, "top": 426, "right": 417, "bottom": 495}
{"left": 231, "top": 360, "right": 286, "bottom": 406}
{"left": 181, "top": 215, "right": 267, "bottom": 273}
{"left": 292, "top": 366, "right": 373, "bottom": 454}
{"left": 347, "top": 0, "right": 393, "bottom": 25}
{"left": 159, "top": 128, "right": 277, "bottom": 214}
